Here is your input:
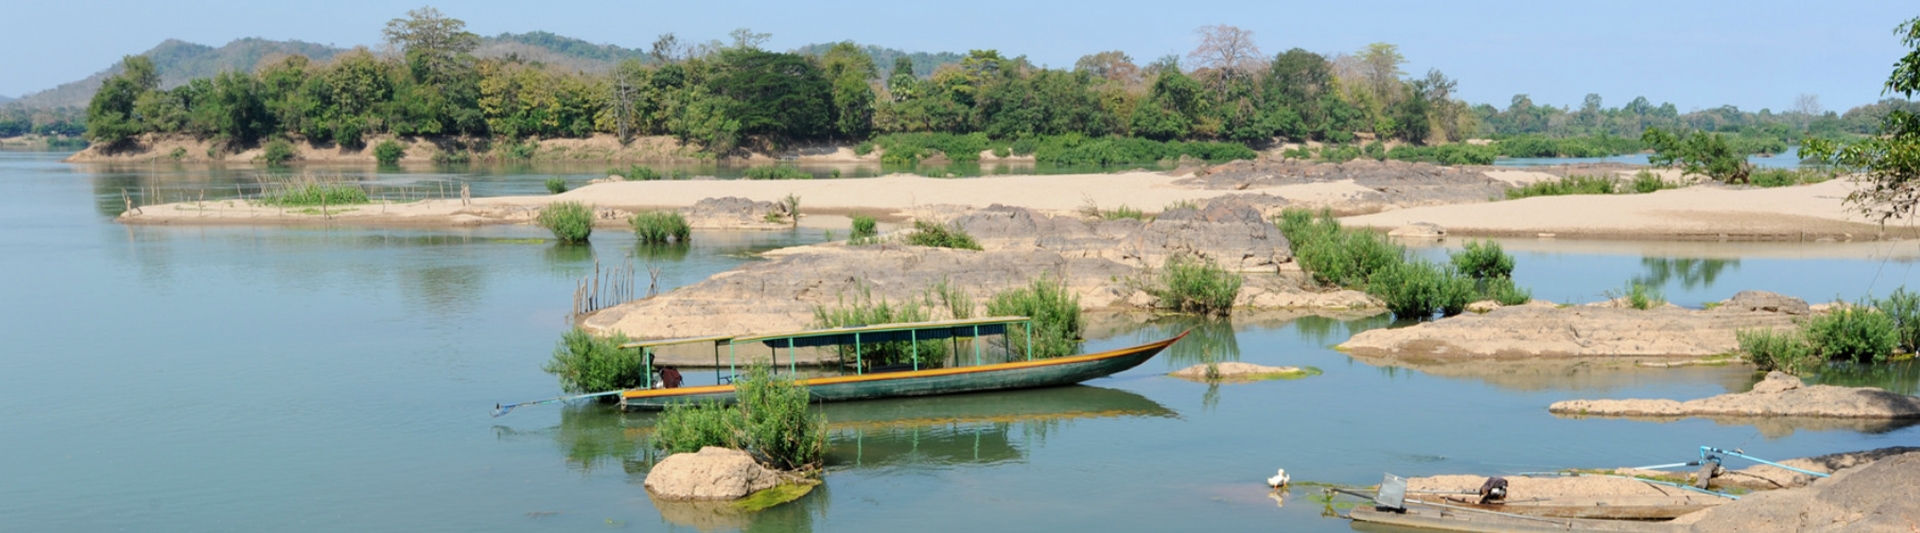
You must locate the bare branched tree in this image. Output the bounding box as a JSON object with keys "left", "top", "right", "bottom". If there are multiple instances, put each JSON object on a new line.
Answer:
{"left": 1187, "top": 24, "right": 1263, "bottom": 79}
{"left": 649, "top": 33, "right": 684, "bottom": 64}
{"left": 1074, "top": 50, "right": 1141, "bottom": 86}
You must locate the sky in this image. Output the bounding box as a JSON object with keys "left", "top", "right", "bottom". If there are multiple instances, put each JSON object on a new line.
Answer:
{"left": 0, "top": 0, "right": 1913, "bottom": 112}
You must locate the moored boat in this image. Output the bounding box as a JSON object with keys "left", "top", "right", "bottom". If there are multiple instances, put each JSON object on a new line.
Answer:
{"left": 616, "top": 317, "right": 1184, "bottom": 411}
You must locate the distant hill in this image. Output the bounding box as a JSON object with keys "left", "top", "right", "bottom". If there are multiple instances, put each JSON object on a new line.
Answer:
{"left": 477, "top": 31, "right": 650, "bottom": 72}
{"left": 792, "top": 43, "right": 964, "bottom": 77}
{"left": 13, "top": 38, "right": 343, "bottom": 109}
{"left": 0, "top": 95, "right": 13, "bottom": 104}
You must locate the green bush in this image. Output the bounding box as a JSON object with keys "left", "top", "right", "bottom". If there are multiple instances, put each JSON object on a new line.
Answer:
{"left": 1643, "top": 128, "right": 1751, "bottom": 184}
{"left": 432, "top": 149, "right": 471, "bottom": 165}
{"left": 853, "top": 141, "right": 875, "bottom": 156}
{"left": 906, "top": 219, "right": 982, "bottom": 250}
{"left": 1622, "top": 281, "right": 1665, "bottom": 310}
{"left": 850, "top": 214, "right": 878, "bottom": 241}
{"left": 540, "top": 327, "right": 639, "bottom": 394}
{"left": 1737, "top": 328, "right": 1823, "bottom": 374}
{"left": 1385, "top": 143, "right": 1498, "bottom": 165}
{"left": 1485, "top": 277, "right": 1534, "bottom": 306}
{"left": 743, "top": 165, "right": 812, "bottom": 180}
{"left": 1029, "top": 134, "right": 1256, "bottom": 166}
{"left": 373, "top": 140, "right": 405, "bottom": 165}
{"left": 653, "top": 401, "right": 740, "bottom": 453}
{"left": 734, "top": 365, "right": 827, "bottom": 470}
{"left": 1749, "top": 168, "right": 1834, "bottom": 188}
{"left": 1147, "top": 255, "right": 1242, "bottom": 315}
{"left": 631, "top": 210, "right": 691, "bottom": 244}
{"left": 544, "top": 177, "right": 568, "bottom": 194}
{"left": 610, "top": 164, "right": 662, "bottom": 181}
{"left": 1277, "top": 208, "right": 1403, "bottom": 289}
{"left": 985, "top": 276, "right": 1085, "bottom": 359}
{"left": 1630, "top": 170, "right": 1673, "bottom": 193}
{"left": 1804, "top": 302, "right": 1897, "bottom": 364}
{"left": 1367, "top": 259, "right": 1475, "bottom": 319}
{"left": 652, "top": 365, "right": 826, "bottom": 470}
{"left": 538, "top": 201, "right": 594, "bottom": 243}
{"left": 1450, "top": 240, "right": 1514, "bottom": 280}
{"left": 1010, "top": 137, "right": 1038, "bottom": 156}
{"left": 1875, "top": 287, "right": 1920, "bottom": 354}
{"left": 1363, "top": 140, "right": 1386, "bottom": 161}
{"left": 991, "top": 146, "right": 1011, "bottom": 158}
{"left": 255, "top": 178, "right": 370, "bottom": 206}
{"left": 499, "top": 139, "right": 537, "bottom": 160}
{"left": 261, "top": 138, "right": 297, "bottom": 166}
{"left": 1318, "top": 144, "right": 1362, "bottom": 163}
{"left": 1506, "top": 175, "right": 1616, "bottom": 199}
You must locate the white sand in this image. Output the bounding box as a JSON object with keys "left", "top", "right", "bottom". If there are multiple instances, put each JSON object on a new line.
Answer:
{"left": 1343, "top": 179, "right": 1897, "bottom": 239}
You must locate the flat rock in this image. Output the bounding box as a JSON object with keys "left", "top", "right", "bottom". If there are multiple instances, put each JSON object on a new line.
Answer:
{"left": 1339, "top": 292, "right": 1807, "bottom": 362}
{"left": 1168, "top": 362, "right": 1306, "bottom": 381}
{"left": 644, "top": 447, "right": 782, "bottom": 501}
{"left": 1673, "top": 451, "right": 1920, "bottom": 532}
{"left": 1548, "top": 371, "right": 1920, "bottom": 420}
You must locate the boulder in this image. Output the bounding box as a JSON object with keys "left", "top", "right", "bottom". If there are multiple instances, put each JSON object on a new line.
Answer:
{"left": 1713, "top": 290, "right": 1811, "bottom": 316}
{"left": 644, "top": 447, "right": 782, "bottom": 501}
{"left": 1675, "top": 451, "right": 1920, "bottom": 532}
{"left": 683, "top": 196, "right": 790, "bottom": 229}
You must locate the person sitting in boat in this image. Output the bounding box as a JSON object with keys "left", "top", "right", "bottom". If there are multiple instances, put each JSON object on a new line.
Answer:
{"left": 658, "top": 366, "right": 683, "bottom": 389}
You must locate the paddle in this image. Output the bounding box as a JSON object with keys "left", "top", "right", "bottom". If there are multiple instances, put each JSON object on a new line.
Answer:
{"left": 492, "top": 390, "right": 624, "bottom": 417}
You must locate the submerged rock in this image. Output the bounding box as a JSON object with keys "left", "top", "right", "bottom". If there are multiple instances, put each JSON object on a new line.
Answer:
{"left": 1168, "top": 362, "right": 1311, "bottom": 382}
{"left": 1549, "top": 371, "right": 1920, "bottom": 420}
{"left": 644, "top": 447, "right": 782, "bottom": 501}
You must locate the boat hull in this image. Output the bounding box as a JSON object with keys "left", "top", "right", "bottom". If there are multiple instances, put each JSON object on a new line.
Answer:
{"left": 620, "top": 333, "right": 1183, "bottom": 411}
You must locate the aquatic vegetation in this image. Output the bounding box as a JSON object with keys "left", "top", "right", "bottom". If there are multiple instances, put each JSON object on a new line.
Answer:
{"left": 1804, "top": 300, "right": 1898, "bottom": 364}
{"left": 734, "top": 480, "right": 820, "bottom": 512}
{"left": 653, "top": 401, "right": 739, "bottom": 452}
{"left": 743, "top": 165, "right": 812, "bottom": 180}
{"left": 1368, "top": 259, "right": 1476, "bottom": 319}
{"left": 541, "top": 327, "right": 639, "bottom": 394}
{"left": 1875, "top": 287, "right": 1920, "bottom": 354}
{"left": 630, "top": 210, "right": 691, "bottom": 244}
{"left": 984, "top": 276, "right": 1084, "bottom": 359}
{"left": 1737, "top": 328, "right": 1822, "bottom": 374}
{"left": 652, "top": 364, "right": 831, "bottom": 470}
{"left": 609, "top": 164, "right": 662, "bottom": 180}
{"left": 1277, "top": 208, "right": 1402, "bottom": 289}
{"left": 905, "top": 219, "right": 981, "bottom": 250}
{"left": 254, "top": 177, "right": 370, "bottom": 206}
{"left": 1145, "top": 254, "right": 1243, "bottom": 316}
{"left": 536, "top": 201, "right": 593, "bottom": 243}
{"left": 1484, "top": 277, "right": 1533, "bottom": 306}
{"left": 1449, "top": 240, "right": 1514, "bottom": 280}
{"left": 544, "top": 177, "right": 567, "bottom": 194}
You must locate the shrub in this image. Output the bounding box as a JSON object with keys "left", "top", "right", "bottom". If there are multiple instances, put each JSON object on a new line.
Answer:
{"left": 1009, "top": 137, "right": 1038, "bottom": 156}
{"left": 652, "top": 364, "right": 826, "bottom": 470}
{"left": 630, "top": 210, "right": 691, "bottom": 244}
{"left": 1319, "top": 144, "right": 1362, "bottom": 163}
{"left": 432, "top": 149, "right": 471, "bottom": 165}
{"left": 1450, "top": 240, "right": 1514, "bottom": 280}
{"left": 1622, "top": 281, "right": 1665, "bottom": 310}
{"left": 850, "top": 214, "right": 878, "bottom": 242}
{"left": 1875, "top": 287, "right": 1920, "bottom": 354}
{"left": 1281, "top": 145, "right": 1314, "bottom": 160}
{"left": 540, "top": 327, "right": 639, "bottom": 394}
{"left": 906, "top": 219, "right": 982, "bottom": 250}
{"left": 743, "top": 165, "right": 812, "bottom": 180}
{"left": 499, "top": 139, "right": 537, "bottom": 160}
{"left": 1749, "top": 168, "right": 1835, "bottom": 188}
{"left": 1485, "top": 277, "right": 1533, "bottom": 306}
{"left": 734, "top": 365, "right": 827, "bottom": 470}
{"left": 1363, "top": 140, "right": 1386, "bottom": 161}
{"left": 373, "top": 140, "right": 405, "bottom": 165}
{"left": 169, "top": 147, "right": 188, "bottom": 160}
{"left": 1367, "top": 259, "right": 1475, "bottom": 319}
{"left": 1506, "top": 175, "right": 1616, "bottom": 199}
{"left": 1630, "top": 170, "right": 1674, "bottom": 193}
{"left": 853, "top": 141, "right": 875, "bottom": 156}
{"left": 261, "top": 138, "right": 297, "bottom": 166}
{"left": 1386, "top": 143, "right": 1498, "bottom": 165}
{"left": 1029, "top": 134, "right": 1256, "bottom": 166}
{"left": 1277, "top": 208, "right": 1403, "bottom": 289}
{"left": 538, "top": 201, "right": 594, "bottom": 243}
{"left": 992, "top": 146, "right": 1011, "bottom": 158}
{"left": 544, "top": 177, "right": 568, "bottom": 194}
{"left": 1147, "top": 255, "right": 1243, "bottom": 315}
{"left": 1643, "top": 127, "right": 1752, "bottom": 184}
{"left": 985, "top": 276, "right": 1084, "bottom": 359}
{"left": 1737, "top": 328, "right": 1823, "bottom": 374}
{"left": 1804, "top": 302, "right": 1898, "bottom": 364}
{"left": 870, "top": 132, "right": 992, "bottom": 164}
{"left": 255, "top": 177, "right": 369, "bottom": 206}
{"left": 610, "top": 164, "right": 662, "bottom": 181}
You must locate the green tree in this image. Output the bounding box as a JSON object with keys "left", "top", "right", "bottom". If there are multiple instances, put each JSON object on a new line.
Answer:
{"left": 85, "top": 56, "right": 160, "bottom": 145}
{"left": 1644, "top": 127, "right": 1751, "bottom": 183}
{"left": 383, "top": 6, "right": 479, "bottom": 85}
{"left": 706, "top": 48, "right": 832, "bottom": 139}
{"left": 1804, "top": 16, "right": 1920, "bottom": 223}
{"left": 819, "top": 42, "right": 876, "bottom": 139}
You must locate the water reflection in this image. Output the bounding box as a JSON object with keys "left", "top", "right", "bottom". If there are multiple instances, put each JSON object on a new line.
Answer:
{"left": 1810, "top": 360, "right": 1920, "bottom": 396}
{"left": 1550, "top": 412, "right": 1920, "bottom": 439}
{"left": 650, "top": 484, "right": 830, "bottom": 533}
{"left": 1634, "top": 257, "right": 1739, "bottom": 290}
{"left": 1344, "top": 356, "right": 1762, "bottom": 393}
{"left": 822, "top": 386, "right": 1175, "bottom": 468}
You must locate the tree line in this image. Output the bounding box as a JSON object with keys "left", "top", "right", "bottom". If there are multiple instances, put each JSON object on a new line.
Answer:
{"left": 77, "top": 7, "right": 1907, "bottom": 163}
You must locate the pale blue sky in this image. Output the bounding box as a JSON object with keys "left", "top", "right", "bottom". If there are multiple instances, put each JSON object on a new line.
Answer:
{"left": 1, "top": 0, "right": 1913, "bottom": 112}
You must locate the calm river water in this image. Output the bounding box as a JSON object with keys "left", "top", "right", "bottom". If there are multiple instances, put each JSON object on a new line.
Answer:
{"left": 2, "top": 151, "right": 1915, "bottom": 532}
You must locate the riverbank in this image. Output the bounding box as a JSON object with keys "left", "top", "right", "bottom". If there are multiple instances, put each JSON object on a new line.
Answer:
{"left": 66, "top": 133, "right": 711, "bottom": 164}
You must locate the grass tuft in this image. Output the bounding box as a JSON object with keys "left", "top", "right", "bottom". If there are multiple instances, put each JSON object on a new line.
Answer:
{"left": 905, "top": 219, "right": 982, "bottom": 250}
{"left": 630, "top": 210, "right": 691, "bottom": 244}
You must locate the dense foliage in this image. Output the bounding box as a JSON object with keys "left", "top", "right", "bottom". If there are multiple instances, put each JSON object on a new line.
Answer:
{"left": 541, "top": 327, "right": 638, "bottom": 394}
{"left": 1278, "top": 208, "right": 1532, "bottom": 318}
{"left": 537, "top": 201, "right": 593, "bottom": 243}
{"left": 983, "top": 276, "right": 1085, "bottom": 359}
{"left": 1146, "top": 255, "right": 1243, "bottom": 315}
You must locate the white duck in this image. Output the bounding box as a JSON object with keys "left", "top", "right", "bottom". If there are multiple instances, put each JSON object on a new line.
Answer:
{"left": 1267, "top": 468, "right": 1290, "bottom": 488}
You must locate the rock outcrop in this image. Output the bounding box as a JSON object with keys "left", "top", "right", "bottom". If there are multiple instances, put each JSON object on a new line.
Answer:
{"left": 644, "top": 447, "right": 783, "bottom": 501}
{"left": 683, "top": 196, "right": 793, "bottom": 230}
{"left": 1673, "top": 450, "right": 1920, "bottom": 532}
{"left": 953, "top": 198, "right": 1289, "bottom": 272}
{"left": 1548, "top": 371, "right": 1920, "bottom": 420}
{"left": 1340, "top": 291, "right": 1808, "bottom": 362}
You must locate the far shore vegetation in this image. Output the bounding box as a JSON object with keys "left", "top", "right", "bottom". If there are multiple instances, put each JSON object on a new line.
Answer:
{"left": 57, "top": 7, "right": 1911, "bottom": 172}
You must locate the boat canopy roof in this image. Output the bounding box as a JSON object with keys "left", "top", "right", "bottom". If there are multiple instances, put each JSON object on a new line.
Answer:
{"left": 617, "top": 316, "right": 1032, "bottom": 350}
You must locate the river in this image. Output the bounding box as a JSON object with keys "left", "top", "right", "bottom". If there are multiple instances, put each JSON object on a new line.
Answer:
{"left": 2, "top": 151, "right": 1914, "bottom": 532}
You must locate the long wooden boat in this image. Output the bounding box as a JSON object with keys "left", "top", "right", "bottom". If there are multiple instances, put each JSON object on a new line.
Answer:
{"left": 1348, "top": 505, "right": 1682, "bottom": 533}
{"left": 618, "top": 318, "right": 1184, "bottom": 411}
